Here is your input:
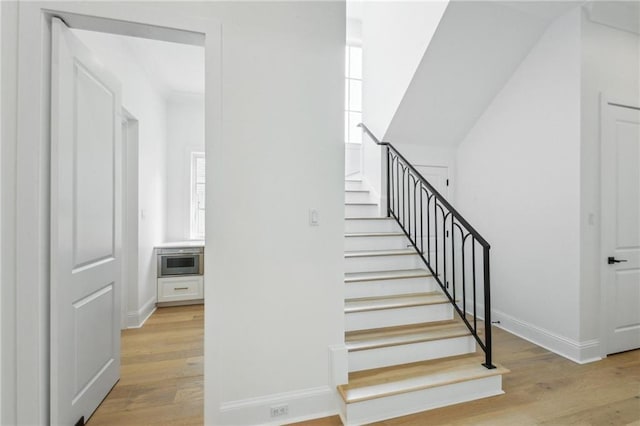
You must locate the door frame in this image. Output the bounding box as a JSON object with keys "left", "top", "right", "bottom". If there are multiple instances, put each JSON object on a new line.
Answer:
{"left": 599, "top": 93, "right": 640, "bottom": 357}
{"left": 121, "top": 109, "right": 139, "bottom": 330}
{"left": 4, "top": 4, "right": 221, "bottom": 424}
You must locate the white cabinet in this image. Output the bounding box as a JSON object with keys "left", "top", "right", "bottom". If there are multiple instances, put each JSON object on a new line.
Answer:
{"left": 157, "top": 275, "right": 204, "bottom": 305}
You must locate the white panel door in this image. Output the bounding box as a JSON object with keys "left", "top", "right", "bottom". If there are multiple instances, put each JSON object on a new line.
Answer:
{"left": 415, "top": 165, "right": 449, "bottom": 198}
{"left": 50, "top": 18, "right": 122, "bottom": 425}
{"left": 602, "top": 102, "right": 640, "bottom": 355}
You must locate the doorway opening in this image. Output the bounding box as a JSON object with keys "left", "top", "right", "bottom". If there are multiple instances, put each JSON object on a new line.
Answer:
{"left": 51, "top": 17, "right": 206, "bottom": 425}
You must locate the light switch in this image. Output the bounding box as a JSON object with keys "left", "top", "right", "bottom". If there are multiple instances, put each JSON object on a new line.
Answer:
{"left": 309, "top": 209, "right": 319, "bottom": 226}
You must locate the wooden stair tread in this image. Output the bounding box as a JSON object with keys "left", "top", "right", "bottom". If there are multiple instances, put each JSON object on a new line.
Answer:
{"left": 345, "top": 189, "right": 369, "bottom": 193}
{"left": 345, "top": 268, "right": 431, "bottom": 283}
{"left": 345, "top": 248, "right": 416, "bottom": 258}
{"left": 344, "top": 232, "right": 405, "bottom": 238}
{"left": 345, "top": 321, "right": 470, "bottom": 351}
{"left": 345, "top": 202, "right": 378, "bottom": 206}
{"left": 338, "top": 354, "right": 509, "bottom": 403}
{"left": 345, "top": 292, "right": 447, "bottom": 313}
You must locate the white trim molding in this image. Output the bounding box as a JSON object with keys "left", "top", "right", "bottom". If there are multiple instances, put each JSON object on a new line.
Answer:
{"left": 219, "top": 386, "right": 338, "bottom": 426}
{"left": 126, "top": 297, "right": 156, "bottom": 329}
{"left": 493, "top": 309, "right": 602, "bottom": 364}
{"left": 329, "top": 344, "right": 348, "bottom": 387}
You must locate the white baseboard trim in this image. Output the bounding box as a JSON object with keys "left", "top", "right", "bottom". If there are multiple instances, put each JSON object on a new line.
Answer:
{"left": 126, "top": 297, "right": 156, "bottom": 329}
{"left": 492, "top": 309, "right": 601, "bottom": 364}
{"left": 218, "top": 385, "right": 338, "bottom": 425}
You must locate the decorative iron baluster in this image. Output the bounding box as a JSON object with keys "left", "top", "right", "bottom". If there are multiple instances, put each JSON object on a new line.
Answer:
{"left": 357, "top": 123, "right": 494, "bottom": 370}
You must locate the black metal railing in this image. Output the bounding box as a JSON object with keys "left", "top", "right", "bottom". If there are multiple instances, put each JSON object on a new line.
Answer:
{"left": 359, "top": 123, "right": 495, "bottom": 369}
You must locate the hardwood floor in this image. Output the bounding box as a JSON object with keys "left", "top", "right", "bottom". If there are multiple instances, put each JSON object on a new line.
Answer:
{"left": 88, "top": 305, "right": 639, "bottom": 425}
{"left": 291, "top": 327, "right": 640, "bottom": 426}
{"left": 87, "top": 305, "right": 204, "bottom": 426}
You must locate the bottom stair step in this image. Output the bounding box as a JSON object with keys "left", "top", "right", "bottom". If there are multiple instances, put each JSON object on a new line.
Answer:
{"left": 337, "top": 354, "right": 509, "bottom": 425}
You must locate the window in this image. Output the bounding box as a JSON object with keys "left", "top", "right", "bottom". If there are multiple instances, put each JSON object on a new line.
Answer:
{"left": 345, "top": 45, "right": 363, "bottom": 144}
{"left": 190, "top": 152, "right": 205, "bottom": 240}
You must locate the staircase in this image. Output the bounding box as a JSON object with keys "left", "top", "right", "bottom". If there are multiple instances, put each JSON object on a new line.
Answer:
{"left": 339, "top": 176, "right": 508, "bottom": 425}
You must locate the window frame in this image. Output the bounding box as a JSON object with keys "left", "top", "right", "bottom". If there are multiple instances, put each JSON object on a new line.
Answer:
{"left": 190, "top": 151, "right": 206, "bottom": 240}
{"left": 345, "top": 44, "right": 363, "bottom": 144}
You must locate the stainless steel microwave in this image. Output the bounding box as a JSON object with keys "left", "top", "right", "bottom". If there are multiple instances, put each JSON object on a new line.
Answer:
{"left": 157, "top": 247, "right": 204, "bottom": 277}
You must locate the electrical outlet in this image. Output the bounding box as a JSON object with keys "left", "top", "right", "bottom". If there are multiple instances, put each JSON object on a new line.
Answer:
{"left": 309, "top": 208, "right": 319, "bottom": 226}
{"left": 270, "top": 404, "right": 289, "bottom": 418}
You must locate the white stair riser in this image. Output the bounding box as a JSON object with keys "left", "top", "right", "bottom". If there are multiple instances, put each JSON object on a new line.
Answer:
{"left": 345, "top": 254, "right": 424, "bottom": 273}
{"left": 345, "top": 204, "right": 379, "bottom": 217}
{"left": 345, "top": 180, "right": 364, "bottom": 191}
{"left": 345, "top": 303, "right": 453, "bottom": 331}
{"left": 345, "top": 219, "right": 401, "bottom": 233}
{"left": 344, "top": 235, "right": 409, "bottom": 251}
{"left": 348, "top": 335, "right": 476, "bottom": 372}
{"left": 345, "top": 276, "right": 439, "bottom": 299}
{"left": 345, "top": 191, "right": 372, "bottom": 203}
{"left": 340, "top": 375, "right": 504, "bottom": 426}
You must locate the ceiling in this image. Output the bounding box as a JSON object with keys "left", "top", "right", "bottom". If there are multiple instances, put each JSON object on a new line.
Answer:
{"left": 73, "top": 28, "right": 205, "bottom": 97}
{"left": 126, "top": 36, "right": 204, "bottom": 96}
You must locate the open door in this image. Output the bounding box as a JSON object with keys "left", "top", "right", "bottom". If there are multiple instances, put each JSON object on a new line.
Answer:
{"left": 50, "top": 17, "right": 122, "bottom": 425}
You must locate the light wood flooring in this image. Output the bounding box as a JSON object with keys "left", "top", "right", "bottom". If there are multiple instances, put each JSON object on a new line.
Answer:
{"left": 87, "top": 305, "right": 204, "bottom": 426}
{"left": 293, "top": 329, "right": 640, "bottom": 426}
{"left": 87, "top": 305, "right": 639, "bottom": 425}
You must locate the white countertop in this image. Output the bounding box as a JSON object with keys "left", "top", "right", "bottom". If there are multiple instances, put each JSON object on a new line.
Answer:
{"left": 155, "top": 240, "right": 205, "bottom": 249}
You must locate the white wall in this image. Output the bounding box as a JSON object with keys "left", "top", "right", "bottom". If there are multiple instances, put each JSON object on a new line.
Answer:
{"left": 456, "top": 10, "right": 584, "bottom": 360}
{"left": 1, "top": 2, "right": 345, "bottom": 425}
{"left": 579, "top": 10, "right": 640, "bottom": 345}
{"left": 165, "top": 93, "right": 205, "bottom": 241}
{"left": 201, "top": 3, "right": 344, "bottom": 423}
{"left": 1, "top": 2, "right": 18, "bottom": 423}
{"left": 361, "top": 1, "right": 447, "bottom": 200}
{"left": 68, "top": 29, "right": 169, "bottom": 325}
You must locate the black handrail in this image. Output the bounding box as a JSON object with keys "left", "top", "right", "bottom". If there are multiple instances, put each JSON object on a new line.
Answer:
{"left": 358, "top": 123, "right": 495, "bottom": 369}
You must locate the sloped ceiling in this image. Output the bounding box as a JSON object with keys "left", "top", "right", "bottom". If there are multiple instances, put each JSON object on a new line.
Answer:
{"left": 362, "top": 0, "right": 450, "bottom": 139}
{"left": 384, "top": 0, "right": 579, "bottom": 146}
{"left": 585, "top": 0, "right": 640, "bottom": 34}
